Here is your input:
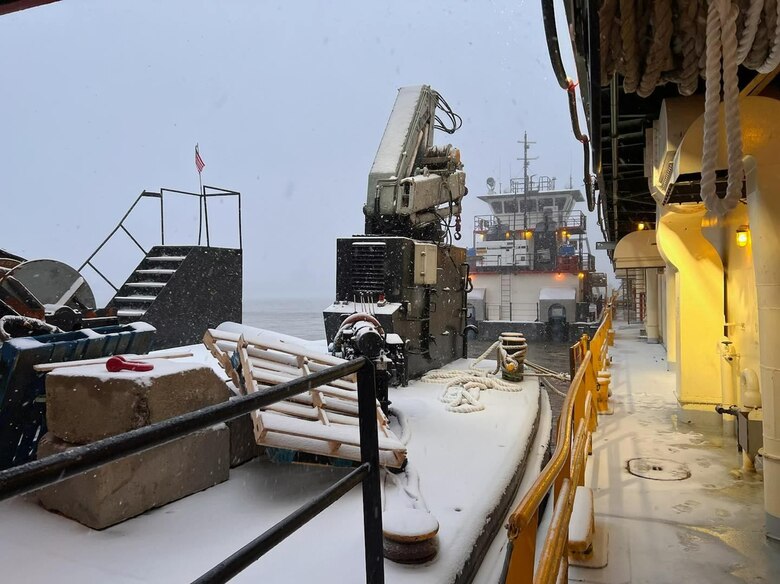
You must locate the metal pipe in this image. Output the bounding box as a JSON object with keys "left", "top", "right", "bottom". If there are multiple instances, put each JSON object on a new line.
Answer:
{"left": 610, "top": 75, "right": 620, "bottom": 241}
{"left": 541, "top": 0, "right": 569, "bottom": 91}
{"left": 0, "top": 358, "right": 366, "bottom": 501}
{"left": 540, "top": 0, "right": 595, "bottom": 213}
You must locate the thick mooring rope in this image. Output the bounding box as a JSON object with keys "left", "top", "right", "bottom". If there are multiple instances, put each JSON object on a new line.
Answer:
{"left": 701, "top": 0, "right": 744, "bottom": 215}
{"left": 597, "top": 0, "right": 780, "bottom": 216}
{"left": 422, "top": 334, "right": 568, "bottom": 414}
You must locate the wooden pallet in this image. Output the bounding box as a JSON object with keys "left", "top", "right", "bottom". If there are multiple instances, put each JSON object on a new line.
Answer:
{"left": 204, "top": 329, "right": 406, "bottom": 468}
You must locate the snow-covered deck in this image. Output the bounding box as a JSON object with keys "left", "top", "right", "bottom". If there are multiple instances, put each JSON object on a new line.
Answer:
{"left": 0, "top": 356, "right": 551, "bottom": 583}
{"left": 577, "top": 325, "right": 780, "bottom": 583}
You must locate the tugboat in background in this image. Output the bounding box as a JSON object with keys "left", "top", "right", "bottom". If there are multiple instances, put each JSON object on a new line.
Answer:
{"left": 466, "top": 134, "right": 608, "bottom": 343}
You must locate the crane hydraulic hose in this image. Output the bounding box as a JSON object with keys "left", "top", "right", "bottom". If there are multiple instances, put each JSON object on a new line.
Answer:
{"left": 542, "top": 0, "right": 596, "bottom": 213}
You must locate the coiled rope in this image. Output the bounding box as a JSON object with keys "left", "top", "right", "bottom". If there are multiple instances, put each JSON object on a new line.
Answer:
{"left": 421, "top": 334, "right": 568, "bottom": 413}
{"left": 596, "top": 0, "right": 780, "bottom": 215}
{"left": 0, "top": 315, "right": 62, "bottom": 342}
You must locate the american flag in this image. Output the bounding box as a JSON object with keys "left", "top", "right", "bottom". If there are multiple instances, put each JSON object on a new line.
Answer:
{"left": 195, "top": 144, "right": 206, "bottom": 174}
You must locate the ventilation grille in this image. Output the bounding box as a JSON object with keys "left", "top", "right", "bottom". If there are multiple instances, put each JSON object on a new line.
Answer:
{"left": 350, "top": 243, "right": 386, "bottom": 293}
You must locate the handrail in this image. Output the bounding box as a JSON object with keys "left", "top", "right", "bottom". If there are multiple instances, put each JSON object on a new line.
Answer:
{"left": 506, "top": 348, "right": 594, "bottom": 539}
{"left": 78, "top": 186, "right": 242, "bottom": 294}
{"left": 473, "top": 211, "right": 587, "bottom": 233}
{"left": 503, "top": 298, "right": 616, "bottom": 584}
{"left": 0, "top": 355, "right": 385, "bottom": 584}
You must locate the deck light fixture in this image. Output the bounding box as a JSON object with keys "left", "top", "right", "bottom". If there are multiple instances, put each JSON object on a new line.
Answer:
{"left": 578, "top": 272, "right": 585, "bottom": 280}
{"left": 637, "top": 222, "right": 646, "bottom": 231}
{"left": 505, "top": 231, "right": 511, "bottom": 239}
{"left": 736, "top": 225, "right": 750, "bottom": 247}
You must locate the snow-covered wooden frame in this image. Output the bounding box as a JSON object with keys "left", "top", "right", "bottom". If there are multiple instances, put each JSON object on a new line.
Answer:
{"left": 204, "top": 329, "right": 406, "bottom": 468}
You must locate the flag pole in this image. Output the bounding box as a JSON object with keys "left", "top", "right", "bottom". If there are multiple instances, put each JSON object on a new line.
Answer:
{"left": 196, "top": 143, "right": 203, "bottom": 245}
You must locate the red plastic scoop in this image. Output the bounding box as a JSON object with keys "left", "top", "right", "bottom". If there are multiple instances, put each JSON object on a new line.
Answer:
{"left": 105, "top": 355, "right": 154, "bottom": 373}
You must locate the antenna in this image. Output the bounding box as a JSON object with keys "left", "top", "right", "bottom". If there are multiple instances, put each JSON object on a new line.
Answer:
{"left": 517, "top": 131, "right": 538, "bottom": 192}
{"left": 517, "top": 131, "right": 538, "bottom": 230}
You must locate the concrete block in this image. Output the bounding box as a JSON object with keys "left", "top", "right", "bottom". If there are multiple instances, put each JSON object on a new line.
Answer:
{"left": 226, "top": 412, "right": 264, "bottom": 467}
{"left": 46, "top": 360, "right": 232, "bottom": 444}
{"left": 36, "top": 425, "right": 229, "bottom": 530}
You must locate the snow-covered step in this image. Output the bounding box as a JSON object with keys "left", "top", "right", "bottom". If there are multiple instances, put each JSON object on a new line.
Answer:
{"left": 147, "top": 256, "right": 186, "bottom": 262}
{"left": 126, "top": 282, "right": 166, "bottom": 288}
{"left": 113, "top": 295, "right": 156, "bottom": 302}
{"left": 116, "top": 309, "right": 147, "bottom": 318}
{"left": 135, "top": 269, "right": 176, "bottom": 275}
{"left": 569, "top": 486, "right": 594, "bottom": 553}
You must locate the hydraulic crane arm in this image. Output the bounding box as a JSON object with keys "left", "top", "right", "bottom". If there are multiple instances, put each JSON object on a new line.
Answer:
{"left": 364, "top": 85, "right": 467, "bottom": 241}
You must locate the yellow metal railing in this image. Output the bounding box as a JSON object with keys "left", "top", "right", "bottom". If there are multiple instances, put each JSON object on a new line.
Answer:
{"left": 590, "top": 296, "right": 616, "bottom": 413}
{"left": 503, "top": 298, "right": 616, "bottom": 584}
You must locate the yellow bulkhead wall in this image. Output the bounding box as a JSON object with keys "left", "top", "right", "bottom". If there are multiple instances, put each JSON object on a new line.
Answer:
{"left": 701, "top": 203, "right": 760, "bottom": 409}
{"left": 658, "top": 96, "right": 780, "bottom": 534}
{"left": 655, "top": 97, "right": 780, "bottom": 410}
{"left": 657, "top": 205, "right": 725, "bottom": 405}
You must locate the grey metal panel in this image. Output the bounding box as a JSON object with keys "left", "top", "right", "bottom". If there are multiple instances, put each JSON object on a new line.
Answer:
{"left": 140, "top": 247, "right": 242, "bottom": 350}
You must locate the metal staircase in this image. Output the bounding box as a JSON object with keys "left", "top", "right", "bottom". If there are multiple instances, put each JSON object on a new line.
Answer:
{"left": 111, "top": 247, "right": 190, "bottom": 322}
{"left": 78, "top": 186, "right": 243, "bottom": 349}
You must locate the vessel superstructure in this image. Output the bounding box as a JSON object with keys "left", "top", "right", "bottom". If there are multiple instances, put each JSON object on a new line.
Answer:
{"left": 467, "top": 136, "right": 606, "bottom": 342}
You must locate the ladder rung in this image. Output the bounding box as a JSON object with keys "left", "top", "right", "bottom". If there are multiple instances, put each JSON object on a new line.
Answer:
{"left": 114, "top": 296, "right": 156, "bottom": 302}
{"left": 136, "top": 269, "right": 176, "bottom": 275}
{"left": 117, "top": 309, "right": 147, "bottom": 318}
{"left": 147, "top": 256, "right": 186, "bottom": 262}
{"left": 127, "top": 282, "right": 166, "bottom": 288}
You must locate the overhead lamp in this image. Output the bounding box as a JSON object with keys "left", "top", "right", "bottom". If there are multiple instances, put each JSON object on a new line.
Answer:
{"left": 525, "top": 230, "right": 533, "bottom": 239}
{"left": 736, "top": 225, "right": 750, "bottom": 247}
{"left": 578, "top": 272, "right": 585, "bottom": 280}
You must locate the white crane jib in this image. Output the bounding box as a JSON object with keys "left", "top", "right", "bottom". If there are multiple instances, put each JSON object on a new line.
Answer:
{"left": 364, "top": 85, "right": 467, "bottom": 241}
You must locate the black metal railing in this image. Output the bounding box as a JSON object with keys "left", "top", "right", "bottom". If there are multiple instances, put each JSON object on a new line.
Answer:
{"left": 0, "top": 357, "right": 385, "bottom": 584}
{"left": 79, "top": 185, "right": 242, "bottom": 293}
{"left": 469, "top": 251, "right": 595, "bottom": 274}
{"left": 473, "top": 210, "right": 587, "bottom": 234}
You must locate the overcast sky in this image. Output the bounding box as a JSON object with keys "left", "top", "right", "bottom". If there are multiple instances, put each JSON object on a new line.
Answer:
{"left": 0, "top": 0, "right": 613, "bottom": 303}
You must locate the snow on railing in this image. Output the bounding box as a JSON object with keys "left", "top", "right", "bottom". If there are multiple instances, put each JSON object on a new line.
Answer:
{"left": 501, "top": 298, "right": 615, "bottom": 584}
{"left": 0, "top": 356, "right": 386, "bottom": 584}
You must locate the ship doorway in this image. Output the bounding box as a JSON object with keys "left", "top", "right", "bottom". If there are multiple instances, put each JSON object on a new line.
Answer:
{"left": 548, "top": 303, "right": 567, "bottom": 342}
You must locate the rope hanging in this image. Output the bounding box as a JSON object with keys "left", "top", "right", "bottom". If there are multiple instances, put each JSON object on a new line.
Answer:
{"left": 596, "top": 0, "right": 780, "bottom": 215}
{"left": 701, "top": 0, "right": 744, "bottom": 215}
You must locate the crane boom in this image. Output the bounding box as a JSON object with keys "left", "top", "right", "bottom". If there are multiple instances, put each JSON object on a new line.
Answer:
{"left": 364, "top": 85, "right": 467, "bottom": 241}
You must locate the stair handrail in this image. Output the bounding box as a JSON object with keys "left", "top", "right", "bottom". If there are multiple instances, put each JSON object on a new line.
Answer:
{"left": 78, "top": 190, "right": 163, "bottom": 292}
{"left": 78, "top": 186, "right": 242, "bottom": 293}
